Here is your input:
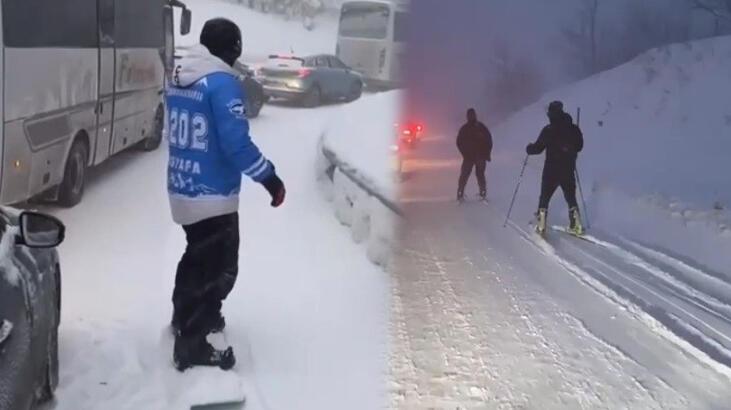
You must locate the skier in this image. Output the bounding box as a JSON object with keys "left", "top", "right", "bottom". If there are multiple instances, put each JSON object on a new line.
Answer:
{"left": 456, "top": 108, "right": 493, "bottom": 201}
{"left": 526, "top": 100, "right": 584, "bottom": 236}
{"left": 167, "top": 18, "right": 286, "bottom": 371}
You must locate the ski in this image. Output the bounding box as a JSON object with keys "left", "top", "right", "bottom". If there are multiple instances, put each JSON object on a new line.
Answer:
{"left": 550, "top": 226, "right": 598, "bottom": 244}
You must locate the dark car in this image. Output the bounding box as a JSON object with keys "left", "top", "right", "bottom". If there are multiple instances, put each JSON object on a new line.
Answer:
{"left": 256, "top": 54, "right": 363, "bottom": 107}
{"left": 0, "top": 209, "right": 65, "bottom": 410}
{"left": 233, "top": 61, "right": 268, "bottom": 119}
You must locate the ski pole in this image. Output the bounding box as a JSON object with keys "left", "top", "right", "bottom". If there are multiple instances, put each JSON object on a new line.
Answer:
{"left": 504, "top": 154, "right": 529, "bottom": 228}
{"left": 575, "top": 168, "right": 590, "bottom": 229}
{"left": 574, "top": 107, "right": 590, "bottom": 229}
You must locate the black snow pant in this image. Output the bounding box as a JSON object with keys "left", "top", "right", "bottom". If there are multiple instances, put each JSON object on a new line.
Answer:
{"left": 172, "top": 212, "right": 239, "bottom": 337}
{"left": 458, "top": 158, "right": 487, "bottom": 194}
{"left": 539, "top": 166, "right": 578, "bottom": 210}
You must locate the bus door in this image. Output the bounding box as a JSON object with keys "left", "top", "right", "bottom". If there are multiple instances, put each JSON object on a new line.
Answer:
{"left": 94, "top": 0, "right": 117, "bottom": 164}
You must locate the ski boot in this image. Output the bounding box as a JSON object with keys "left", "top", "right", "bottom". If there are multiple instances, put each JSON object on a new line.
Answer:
{"left": 535, "top": 208, "right": 548, "bottom": 237}
{"left": 479, "top": 190, "right": 487, "bottom": 201}
{"left": 568, "top": 206, "right": 585, "bottom": 236}
{"left": 174, "top": 333, "right": 236, "bottom": 371}
{"left": 457, "top": 190, "right": 465, "bottom": 203}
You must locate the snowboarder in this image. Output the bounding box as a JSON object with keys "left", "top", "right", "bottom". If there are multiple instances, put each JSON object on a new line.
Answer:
{"left": 166, "top": 18, "right": 286, "bottom": 371}
{"left": 526, "top": 100, "right": 584, "bottom": 236}
{"left": 456, "top": 108, "right": 493, "bottom": 201}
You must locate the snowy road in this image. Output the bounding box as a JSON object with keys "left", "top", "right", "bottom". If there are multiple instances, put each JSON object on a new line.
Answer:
{"left": 389, "top": 135, "right": 731, "bottom": 409}
{"left": 40, "top": 103, "right": 389, "bottom": 410}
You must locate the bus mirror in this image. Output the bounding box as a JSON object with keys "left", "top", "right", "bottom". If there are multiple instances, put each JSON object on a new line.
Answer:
{"left": 181, "top": 8, "right": 192, "bottom": 35}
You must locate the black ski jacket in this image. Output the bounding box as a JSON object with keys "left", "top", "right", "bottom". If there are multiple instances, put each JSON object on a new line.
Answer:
{"left": 527, "top": 112, "right": 583, "bottom": 172}
{"left": 457, "top": 120, "right": 493, "bottom": 161}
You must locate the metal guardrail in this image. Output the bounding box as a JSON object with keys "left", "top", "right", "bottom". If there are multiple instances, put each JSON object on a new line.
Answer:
{"left": 320, "top": 141, "right": 402, "bottom": 217}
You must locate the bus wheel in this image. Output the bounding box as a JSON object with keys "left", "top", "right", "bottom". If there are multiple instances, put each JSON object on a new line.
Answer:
{"left": 302, "top": 85, "right": 321, "bottom": 108}
{"left": 58, "top": 140, "right": 88, "bottom": 207}
{"left": 140, "top": 106, "right": 164, "bottom": 151}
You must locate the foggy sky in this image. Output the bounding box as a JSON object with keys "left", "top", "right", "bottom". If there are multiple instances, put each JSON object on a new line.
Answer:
{"left": 404, "top": 0, "right": 573, "bottom": 132}
{"left": 403, "top": 0, "right": 717, "bottom": 134}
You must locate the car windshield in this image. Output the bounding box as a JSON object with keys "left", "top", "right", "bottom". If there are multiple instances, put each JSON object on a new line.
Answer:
{"left": 339, "top": 3, "right": 390, "bottom": 40}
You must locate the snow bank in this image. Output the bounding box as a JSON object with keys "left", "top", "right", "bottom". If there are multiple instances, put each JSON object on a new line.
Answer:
{"left": 316, "top": 92, "right": 402, "bottom": 267}
{"left": 496, "top": 35, "right": 731, "bottom": 278}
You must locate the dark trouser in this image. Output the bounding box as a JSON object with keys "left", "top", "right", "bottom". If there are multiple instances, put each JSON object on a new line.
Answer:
{"left": 458, "top": 158, "right": 487, "bottom": 193}
{"left": 539, "top": 167, "right": 578, "bottom": 210}
{"left": 172, "top": 212, "right": 239, "bottom": 337}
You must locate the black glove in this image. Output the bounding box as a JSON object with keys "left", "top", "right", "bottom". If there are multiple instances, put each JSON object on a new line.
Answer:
{"left": 525, "top": 144, "right": 533, "bottom": 155}
{"left": 261, "top": 173, "right": 285, "bottom": 207}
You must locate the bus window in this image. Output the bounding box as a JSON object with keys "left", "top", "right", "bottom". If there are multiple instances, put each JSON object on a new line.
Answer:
{"left": 393, "top": 11, "right": 409, "bottom": 43}
{"left": 2, "top": 0, "right": 98, "bottom": 48}
{"left": 338, "top": 3, "right": 390, "bottom": 40}
{"left": 115, "top": 0, "right": 163, "bottom": 48}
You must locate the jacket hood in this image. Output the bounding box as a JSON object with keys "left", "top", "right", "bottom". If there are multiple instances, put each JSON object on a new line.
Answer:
{"left": 549, "top": 111, "right": 573, "bottom": 126}
{"left": 172, "top": 44, "right": 239, "bottom": 88}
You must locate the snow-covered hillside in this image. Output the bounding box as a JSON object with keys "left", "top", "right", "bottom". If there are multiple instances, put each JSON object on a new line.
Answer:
{"left": 495, "top": 35, "right": 731, "bottom": 279}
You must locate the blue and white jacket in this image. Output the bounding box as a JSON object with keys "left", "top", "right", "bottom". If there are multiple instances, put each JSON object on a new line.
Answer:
{"left": 166, "top": 45, "right": 274, "bottom": 225}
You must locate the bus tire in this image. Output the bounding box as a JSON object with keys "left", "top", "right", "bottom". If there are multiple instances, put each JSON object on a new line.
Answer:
{"left": 140, "top": 105, "right": 164, "bottom": 151}
{"left": 302, "top": 85, "right": 321, "bottom": 108}
{"left": 57, "top": 139, "right": 88, "bottom": 207}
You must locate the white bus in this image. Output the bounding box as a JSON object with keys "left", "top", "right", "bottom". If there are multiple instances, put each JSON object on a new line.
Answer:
{"left": 336, "top": 0, "right": 409, "bottom": 89}
{"left": 0, "top": 0, "right": 191, "bottom": 207}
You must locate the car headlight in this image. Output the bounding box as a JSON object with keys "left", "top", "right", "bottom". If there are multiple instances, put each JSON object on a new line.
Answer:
{"left": 287, "top": 80, "right": 302, "bottom": 89}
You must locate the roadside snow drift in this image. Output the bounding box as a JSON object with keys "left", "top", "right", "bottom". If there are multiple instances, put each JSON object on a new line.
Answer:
{"left": 495, "top": 35, "right": 731, "bottom": 279}
{"left": 317, "top": 91, "right": 401, "bottom": 267}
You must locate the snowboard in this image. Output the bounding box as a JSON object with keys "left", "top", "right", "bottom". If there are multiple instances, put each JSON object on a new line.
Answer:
{"left": 160, "top": 328, "right": 246, "bottom": 409}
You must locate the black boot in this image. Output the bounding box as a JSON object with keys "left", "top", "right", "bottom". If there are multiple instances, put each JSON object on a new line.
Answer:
{"left": 174, "top": 333, "right": 236, "bottom": 371}
{"left": 457, "top": 190, "right": 465, "bottom": 202}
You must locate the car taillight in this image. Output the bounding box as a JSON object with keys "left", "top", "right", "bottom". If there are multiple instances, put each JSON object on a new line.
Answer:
{"left": 298, "top": 68, "right": 312, "bottom": 78}
{"left": 416, "top": 124, "right": 423, "bottom": 132}
{"left": 402, "top": 129, "right": 412, "bottom": 136}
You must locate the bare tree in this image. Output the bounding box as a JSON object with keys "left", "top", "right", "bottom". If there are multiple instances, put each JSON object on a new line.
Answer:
{"left": 688, "top": 0, "right": 731, "bottom": 20}
{"left": 484, "top": 40, "right": 544, "bottom": 120}
{"left": 688, "top": 0, "right": 731, "bottom": 34}
{"left": 562, "top": 0, "right": 601, "bottom": 77}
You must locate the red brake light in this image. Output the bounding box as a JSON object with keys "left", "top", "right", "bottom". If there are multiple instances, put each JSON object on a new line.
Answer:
{"left": 402, "top": 129, "right": 412, "bottom": 136}
{"left": 298, "top": 68, "right": 312, "bottom": 78}
{"left": 416, "top": 124, "right": 423, "bottom": 132}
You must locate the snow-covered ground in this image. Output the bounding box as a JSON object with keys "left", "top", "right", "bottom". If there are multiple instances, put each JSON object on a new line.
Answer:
{"left": 391, "top": 35, "right": 731, "bottom": 408}
{"left": 38, "top": 2, "right": 388, "bottom": 409}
